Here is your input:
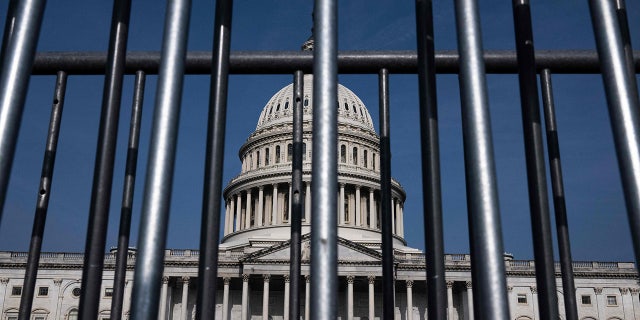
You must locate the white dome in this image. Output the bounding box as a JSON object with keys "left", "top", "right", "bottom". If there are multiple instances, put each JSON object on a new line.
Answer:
{"left": 256, "top": 75, "right": 375, "bottom": 131}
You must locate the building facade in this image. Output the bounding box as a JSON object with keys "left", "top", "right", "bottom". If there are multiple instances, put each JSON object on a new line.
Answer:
{"left": 1, "top": 77, "right": 638, "bottom": 320}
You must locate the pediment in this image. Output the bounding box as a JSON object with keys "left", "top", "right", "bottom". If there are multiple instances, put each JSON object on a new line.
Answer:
{"left": 239, "top": 233, "right": 387, "bottom": 264}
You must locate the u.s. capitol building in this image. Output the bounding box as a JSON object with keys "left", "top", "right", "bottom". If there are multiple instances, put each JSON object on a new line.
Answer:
{"left": 1, "top": 76, "right": 638, "bottom": 320}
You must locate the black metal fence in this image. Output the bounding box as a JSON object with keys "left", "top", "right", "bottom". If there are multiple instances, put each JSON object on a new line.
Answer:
{"left": 1, "top": 0, "right": 639, "bottom": 319}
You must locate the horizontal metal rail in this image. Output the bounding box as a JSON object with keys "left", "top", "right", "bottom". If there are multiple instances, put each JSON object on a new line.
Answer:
{"left": 30, "top": 50, "right": 640, "bottom": 75}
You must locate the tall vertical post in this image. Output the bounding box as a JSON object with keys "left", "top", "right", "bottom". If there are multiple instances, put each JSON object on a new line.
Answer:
{"left": 378, "top": 68, "right": 395, "bottom": 320}
{"left": 0, "top": 0, "right": 47, "bottom": 219}
{"left": 540, "top": 69, "right": 578, "bottom": 320}
{"left": 453, "top": 0, "right": 510, "bottom": 319}
{"left": 111, "top": 70, "right": 146, "bottom": 320}
{"left": 79, "top": 1, "right": 132, "bottom": 318}
{"left": 589, "top": 0, "right": 640, "bottom": 270}
{"left": 289, "top": 70, "right": 304, "bottom": 320}
{"left": 130, "top": 0, "right": 191, "bottom": 318}
{"left": 197, "top": 0, "right": 233, "bottom": 316}
{"left": 512, "top": 1, "right": 558, "bottom": 318}
{"left": 18, "top": 72, "right": 67, "bottom": 320}
{"left": 0, "top": 0, "right": 18, "bottom": 64}
{"left": 416, "top": 0, "right": 447, "bottom": 319}
{"left": 310, "top": 0, "right": 338, "bottom": 318}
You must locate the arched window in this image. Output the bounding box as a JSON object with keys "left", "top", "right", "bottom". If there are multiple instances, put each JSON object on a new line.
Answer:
{"left": 285, "top": 101, "right": 289, "bottom": 109}
{"left": 287, "top": 144, "right": 293, "bottom": 162}
{"left": 265, "top": 148, "right": 270, "bottom": 165}
{"left": 352, "top": 147, "right": 358, "bottom": 165}
{"left": 363, "top": 150, "right": 368, "bottom": 168}
{"left": 344, "top": 102, "right": 349, "bottom": 110}
{"left": 352, "top": 104, "right": 357, "bottom": 113}
{"left": 275, "top": 145, "right": 281, "bottom": 163}
{"left": 372, "top": 153, "right": 376, "bottom": 170}
{"left": 257, "top": 151, "right": 261, "bottom": 167}
{"left": 304, "top": 98, "right": 309, "bottom": 106}
{"left": 340, "top": 145, "right": 346, "bottom": 163}
{"left": 276, "top": 103, "right": 280, "bottom": 111}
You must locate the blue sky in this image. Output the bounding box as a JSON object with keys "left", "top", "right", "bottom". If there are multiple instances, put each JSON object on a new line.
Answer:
{"left": 0, "top": 0, "right": 639, "bottom": 262}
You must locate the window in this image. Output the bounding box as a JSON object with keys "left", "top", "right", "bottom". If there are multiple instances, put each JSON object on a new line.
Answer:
{"left": 517, "top": 294, "right": 527, "bottom": 304}
{"left": 249, "top": 154, "right": 253, "bottom": 169}
{"left": 607, "top": 295, "right": 617, "bottom": 306}
{"left": 11, "top": 286, "right": 21, "bottom": 296}
{"left": 340, "top": 145, "right": 346, "bottom": 163}
{"left": 104, "top": 288, "right": 113, "bottom": 298}
{"left": 71, "top": 287, "right": 81, "bottom": 297}
{"left": 372, "top": 153, "right": 376, "bottom": 170}
{"left": 37, "top": 286, "right": 48, "bottom": 297}
{"left": 304, "top": 98, "right": 309, "bottom": 107}
{"left": 265, "top": 148, "right": 270, "bottom": 165}
{"left": 275, "top": 146, "right": 281, "bottom": 163}
{"left": 303, "top": 143, "right": 307, "bottom": 161}
{"left": 67, "top": 309, "right": 78, "bottom": 320}
{"left": 352, "top": 147, "right": 358, "bottom": 165}
{"left": 257, "top": 151, "right": 261, "bottom": 167}
{"left": 285, "top": 101, "right": 289, "bottom": 109}
{"left": 581, "top": 295, "right": 592, "bottom": 305}
{"left": 276, "top": 103, "right": 280, "bottom": 111}
{"left": 287, "top": 144, "right": 293, "bottom": 162}
{"left": 363, "top": 150, "right": 368, "bottom": 168}
{"left": 344, "top": 102, "right": 349, "bottom": 110}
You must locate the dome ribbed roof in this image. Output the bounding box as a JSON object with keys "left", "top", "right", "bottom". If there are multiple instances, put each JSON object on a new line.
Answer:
{"left": 256, "top": 75, "right": 375, "bottom": 131}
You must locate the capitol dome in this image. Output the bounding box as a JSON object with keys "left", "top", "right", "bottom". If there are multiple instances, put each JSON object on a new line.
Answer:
{"left": 221, "top": 76, "right": 407, "bottom": 247}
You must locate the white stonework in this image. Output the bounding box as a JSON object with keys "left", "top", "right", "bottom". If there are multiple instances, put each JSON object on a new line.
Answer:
{"left": 1, "top": 79, "right": 638, "bottom": 320}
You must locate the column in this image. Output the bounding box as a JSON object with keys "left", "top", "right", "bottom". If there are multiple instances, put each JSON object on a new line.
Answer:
{"left": 288, "top": 183, "right": 292, "bottom": 223}
{"left": 181, "top": 276, "right": 190, "bottom": 320}
{"left": 391, "top": 198, "right": 396, "bottom": 234}
{"left": 395, "top": 201, "right": 402, "bottom": 236}
{"left": 246, "top": 190, "right": 253, "bottom": 228}
{"left": 262, "top": 274, "right": 271, "bottom": 320}
{"left": 159, "top": 276, "right": 169, "bottom": 320}
{"left": 305, "top": 182, "right": 311, "bottom": 222}
{"left": 222, "top": 277, "right": 231, "bottom": 320}
{"left": 531, "top": 286, "right": 539, "bottom": 320}
{"left": 447, "top": 281, "right": 454, "bottom": 320}
{"left": 595, "top": 287, "right": 606, "bottom": 320}
{"left": 283, "top": 276, "right": 290, "bottom": 320}
{"left": 507, "top": 286, "right": 514, "bottom": 319}
{"left": 339, "top": 183, "right": 345, "bottom": 224}
{"left": 305, "top": 275, "right": 311, "bottom": 320}
{"left": 229, "top": 197, "right": 236, "bottom": 233}
{"left": 369, "top": 190, "right": 376, "bottom": 229}
{"left": 466, "top": 281, "right": 474, "bottom": 320}
{"left": 242, "top": 274, "right": 250, "bottom": 320}
{"left": 621, "top": 288, "right": 634, "bottom": 319}
{"left": 355, "top": 186, "right": 361, "bottom": 226}
{"left": 257, "top": 187, "right": 264, "bottom": 227}
{"left": 631, "top": 288, "right": 640, "bottom": 319}
{"left": 406, "top": 280, "right": 414, "bottom": 320}
{"left": 399, "top": 204, "right": 404, "bottom": 237}
{"left": 347, "top": 276, "right": 354, "bottom": 320}
{"left": 224, "top": 200, "right": 230, "bottom": 235}
{"left": 272, "top": 184, "right": 279, "bottom": 225}
{"left": 368, "top": 276, "right": 375, "bottom": 320}
{"left": 52, "top": 278, "right": 62, "bottom": 320}
{"left": 235, "top": 194, "right": 242, "bottom": 231}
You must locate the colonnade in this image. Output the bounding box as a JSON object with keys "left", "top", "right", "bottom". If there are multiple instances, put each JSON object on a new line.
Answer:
{"left": 224, "top": 182, "right": 405, "bottom": 237}
{"left": 157, "top": 275, "right": 473, "bottom": 320}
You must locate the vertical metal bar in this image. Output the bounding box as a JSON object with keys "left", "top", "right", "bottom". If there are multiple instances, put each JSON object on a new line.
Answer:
{"left": 78, "top": 0, "right": 131, "bottom": 318}
{"left": 110, "top": 71, "right": 146, "bottom": 320}
{"left": 0, "top": 0, "right": 47, "bottom": 219}
{"left": 415, "top": 0, "right": 447, "bottom": 319}
{"left": 17, "top": 71, "right": 67, "bottom": 320}
{"left": 196, "top": 0, "right": 232, "bottom": 318}
{"left": 310, "top": 0, "right": 338, "bottom": 317}
{"left": 540, "top": 69, "right": 579, "bottom": 320}
{"left": 130, "top": 0, "right": 191, "bottom": 319}
{"left": 511, "top": 1, "right": 559, "bottom": 319}
{"left": 378, "top": 68, "right": 395, "bottom": 320}
{"left": 589, "top": 0, "right": 640, "bottom": 274}
{"left": 614, "top": 0, "right": 637, "bottom": 91}
{"left": 453, "top": 0, "right": 510, "bottom": 319}
{"left": 0, "top": 0, "right": 18, "bottom": 64}
{"left": 289, "top": 70, "right": 304, "bottom": 320}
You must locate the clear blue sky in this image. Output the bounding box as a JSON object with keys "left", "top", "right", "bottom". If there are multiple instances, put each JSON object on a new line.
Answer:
{"left": 0, "top": 0, "right": 639, "bottom": 262}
